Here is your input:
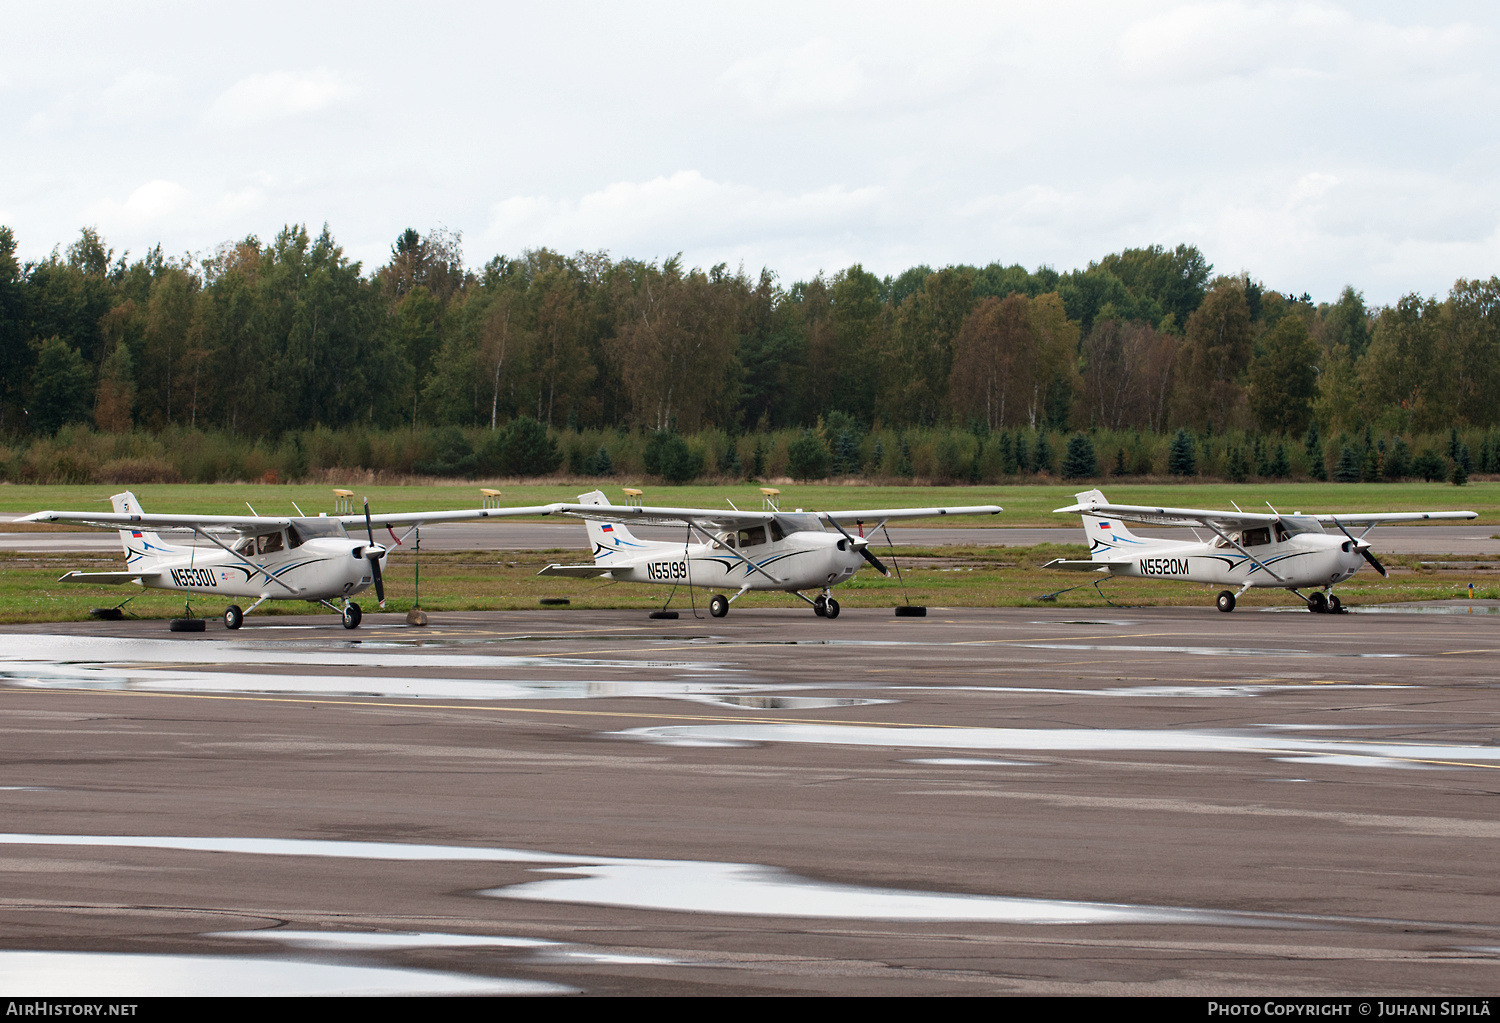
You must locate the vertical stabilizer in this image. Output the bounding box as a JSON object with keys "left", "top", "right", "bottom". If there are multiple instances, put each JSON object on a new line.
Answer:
{"left": 577, "top": 490, "right": 648, "bottom": 563}
{"left": 1072, "top": 489, "right": 1150, "bottom": 560}
{"left": 111, "top": 491, "right": 182, "bottom": 568}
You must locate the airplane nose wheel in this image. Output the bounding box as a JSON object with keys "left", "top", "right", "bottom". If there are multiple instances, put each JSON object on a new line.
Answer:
{"left": 342, "top": 602, "right": 362, "bottom": 629}
{"left": 1215, "top": 590, "right": 1236, "bottom": 613}
{"left": 223, "top": 605, "right": 243, "bottom": 630}
{"left": 812, "top": 595, "right": 840, "bottom": 619}
{"left": 709, "top": 594, "right": 729, "bottom": 618}
{"left": 1328, "top": 594, "right": 1343, "bottom": 613}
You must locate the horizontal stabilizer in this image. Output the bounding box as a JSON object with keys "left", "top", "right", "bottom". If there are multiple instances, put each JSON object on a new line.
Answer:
{"left": 537, "top": 564, "right": 614, "bottom": 579}
{"left": 1041, "top": 559, "right": 1113, "bottom": 573}
{"left": 57, "top": 570, "right": 159, "bottom": 584}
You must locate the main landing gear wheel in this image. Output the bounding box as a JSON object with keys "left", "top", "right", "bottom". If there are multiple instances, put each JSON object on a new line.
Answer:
{"left": 709, "top": 594, "right": 729, "bottom": 618}
{"left": 342, "top": 602, "right": 362, "bottom": 629}
{"left": 224, "top": 605, "right": 244, "bottom": 630}
{"left": 823, "top": 597, "right": 840, "bottom": 620}
{"left": 1328, "top": 594, "right": 1343, "bottom": 613}
{"left": 1216, "top": 590, "right": 1236, "bottom": 613}
{"left": 1306, "top": 592, "right": 1328, "bottom": 614}
{"left": 813, "top": 596, "right": 827, "bottom": 617}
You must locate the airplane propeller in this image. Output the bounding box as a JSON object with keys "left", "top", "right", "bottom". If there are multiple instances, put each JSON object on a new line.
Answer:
{"left": 362, "top": 498, "right": 388, "bottom": 604}
{"left": 825, "top": 516, "right": 890, "bottom": 577}
{"left": 1329, "top": 518, "right": 1388, "bottom": 578}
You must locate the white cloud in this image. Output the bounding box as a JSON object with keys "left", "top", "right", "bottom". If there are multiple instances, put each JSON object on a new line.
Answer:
{"left": 485, "top": 171, "right": 884, "bottom": 266}
{"left": 85, "top": 180, "right": 193, "bottom": 229}
{"left": 1116, "top": 1, "right": 1477, "bottom": 84}
{"left": 717, "top": 39, "right": 870, "bottom": 117}
{"left": 206, "top": 68, "right": 354, "bottom": 127}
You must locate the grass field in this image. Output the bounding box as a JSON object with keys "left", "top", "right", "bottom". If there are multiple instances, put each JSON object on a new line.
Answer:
{"left": 0, "top": 479, "right": 1495, "bottom": 526}
{"left": 1, "top": 545, "right": 1492, "bottom": 625}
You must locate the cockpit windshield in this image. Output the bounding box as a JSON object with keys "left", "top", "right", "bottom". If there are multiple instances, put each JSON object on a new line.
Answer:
{"left": 1278, "top": 516, "right": 1324, "bottom": 538}
{"left": 773, "top": 513, "right": 824, "bottom": 536}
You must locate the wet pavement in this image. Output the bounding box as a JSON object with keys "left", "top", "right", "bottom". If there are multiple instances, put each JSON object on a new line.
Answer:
{"left": 1, "top": 604, "right": 1499, "bottom": 994}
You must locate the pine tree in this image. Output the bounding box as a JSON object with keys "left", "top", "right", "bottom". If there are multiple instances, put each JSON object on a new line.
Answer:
{"left": 1333, "top": 445, "right": 1362, "bottom": 482}
{"left": 1305, "top": 422, "right": 1326, "bottom": 480}
{"left": 1225, "top": 446, "right": 1249, "bottom": 482}
{"left": 1168, "top": 429, "right": 1196, "bottom": 476}
{"left": 1112, "top": 446, "right": 1128, "bottom": 476}
{"left": 1061, "top": 434, "right": 1098, "bottom": 479}
{"left": 1268, "top": 443, "right": 1290, "bottom": 479}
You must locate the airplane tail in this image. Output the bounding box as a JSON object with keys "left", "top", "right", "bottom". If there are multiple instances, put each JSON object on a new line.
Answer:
{"left": 111, "top": 491, "right": 185, "bottom": 568}
{"left": 1071, "top": 489, "right": 1151, "bottom": 560}
{"left": 577, "top": 490, "right": 649, "bottom": 563}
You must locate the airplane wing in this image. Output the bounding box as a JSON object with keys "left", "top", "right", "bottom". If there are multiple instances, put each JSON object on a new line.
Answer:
{"left": 22, "top": 504, "right": 567, "bottom": 534}
{"left": 20, "top": 510, "right": 292, "bottom": 534}
{"left": 1312, "top": 511, "right": 1477, "bottom": 525}
{"left": 1039, "top": 560, "right": 1109, "bottom": 572}
{"left": 338, "top": 504, "right": 565, "bottom": 530}
{"left": 549, "top": 502, "right": 1002, "bottom": 530}
{"left": 1053, "top": 499, "right": 1278, "bottom": 531}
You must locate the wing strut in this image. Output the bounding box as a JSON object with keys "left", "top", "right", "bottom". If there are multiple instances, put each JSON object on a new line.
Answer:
{"left": 1198, "top": 521, "right": 1286, "bottom": 582}
{"left": 192, "top": 528, "right": 301, "bottom": 595}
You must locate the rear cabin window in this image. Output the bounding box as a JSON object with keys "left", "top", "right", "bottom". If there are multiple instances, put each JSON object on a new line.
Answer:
{"left": 258, "top": 531, "right": 284, "bottom": 555}
{"left": 1241, "top": 527, "right": 1271, "bottom": 546}
{"left": 737, "top": 526, "right": 768, "bottom": 548}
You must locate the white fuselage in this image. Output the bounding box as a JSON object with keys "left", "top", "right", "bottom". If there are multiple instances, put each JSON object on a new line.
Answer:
{"left": 598, "top": 531, "right": 867, "bottom": 592}
{"left": 131, "top": 536, "right": 384, "bottom": 602}
{"left": 1099, "top": 532, "right": 1364, "bottom": 590}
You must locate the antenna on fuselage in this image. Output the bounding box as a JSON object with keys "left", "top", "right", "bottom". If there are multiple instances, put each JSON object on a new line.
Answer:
{"left": 292, "top": 501, "right": 306, "bottom": 516}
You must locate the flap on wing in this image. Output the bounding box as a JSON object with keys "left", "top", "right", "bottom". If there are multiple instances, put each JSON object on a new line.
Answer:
{"left": 537, "top": 564, "right": 614, "bottom": 579}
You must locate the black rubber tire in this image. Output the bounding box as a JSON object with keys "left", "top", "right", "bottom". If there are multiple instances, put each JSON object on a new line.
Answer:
{"left": 224, "top": 605, "right": 243, "bottom": 630}
{"left": 343, "top": 602, "right": 362, "bottom": 629}
{"left": 824, "top": 598, "right": 840, "bottom": 620}
{"left": 1307, "top": 592, "right": 1328, "bottom": 614}
{"left": 813, "top": 597, "right": 827, "bottom": 617}
{"left": 1216, "top": 591, "right": 1236, "bottom": 613}
{"left": 648, "top": 610, "right": 679, "bottom": 620}
{"left": 709, "top": 594, "right": 729, "bottom": 618}
{"left": 169, "top": 618, "right": 205, "bottom": 633}
{"left": 894, "top": 606, "right": 927, "bottom": 617}
{"left": 1328, "top": 595, "right": 1343, "bottom": 613}
{"left": 539, "top": 597, "right": 570, "bottom": 606}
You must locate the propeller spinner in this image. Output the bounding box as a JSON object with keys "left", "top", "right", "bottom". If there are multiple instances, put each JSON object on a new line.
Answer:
{"left": 1329, "top": 517, "right": 1388, "bottom": 577}
{"left": 825, "top": 515, "right": 890, "bottom": 577}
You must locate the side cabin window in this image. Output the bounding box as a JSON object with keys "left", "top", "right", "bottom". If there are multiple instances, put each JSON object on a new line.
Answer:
{"left": 287, "top": 525, "right": 304, "bottom": 549}
{"left": 1241, "top": 527, "right": 1271, "bottom": 547}
{"left": 713, "top": 532, "right": 736, "bottom": 550}
{"left": 737, "top": 526, "right": 768, "bottom": 548}
{"left": 1274, "top": 522, "right": 1291, "bottom": 543}
{"left": 768, "top": 520, "right": 785, "bottom": 542}
{"left": 234, "top": 537, "right": 256, "bottom": 556}
{"left": 258, "top": 531, "right": 285, "bottom": 555}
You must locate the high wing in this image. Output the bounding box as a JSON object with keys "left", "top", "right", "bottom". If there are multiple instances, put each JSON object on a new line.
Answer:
{"left": 1052, "top": 499, "right": 1277, "bottom": 531}
{"left": 1310, "top": 511, "right": 1477, "bottom": 525}
{"left": 1055, "top": 499, "right": 1476, "bottom": 530}
{"left": 55, "top": 570, "right": 162, "bottom": 584}
{"left": 20, "top": 504, "right": 565, "bottom": 536}
{"left": 550, "top": 502, "right": 1001, "bottom": 530}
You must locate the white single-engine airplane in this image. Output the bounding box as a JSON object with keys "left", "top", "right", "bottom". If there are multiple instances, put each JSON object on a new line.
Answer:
{"left": 1044, "top": 489, "right": 1476, "bottom": 612}
{"left": 537, "top": 490, "right": 1003, "bottom": 618}
{"left": 22, "top": 491, "right": 555, "bottom": 629}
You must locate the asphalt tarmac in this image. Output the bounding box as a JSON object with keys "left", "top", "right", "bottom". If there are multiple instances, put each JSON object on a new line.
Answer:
{"left": 1, "top": 604, "right": 1499, "bottom": 995}
{"left": 2, "top": 521, "right": 1495, "bottom": 554}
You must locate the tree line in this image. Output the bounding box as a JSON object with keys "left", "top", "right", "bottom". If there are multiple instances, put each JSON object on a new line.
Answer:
{"left": 1, "top": 223, "right": 1497, "bottom": 457}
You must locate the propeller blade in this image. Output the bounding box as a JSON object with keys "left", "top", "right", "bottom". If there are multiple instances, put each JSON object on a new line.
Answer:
{"left": 364, "top": 498, "right": 385, "bottom": 603}
{"left": 825, "top": 514, "right": 890, "bottom": 577}
{"left": 1360, "top": 546, "right": 1389, "bottom": 578}
{"left": 368, "top": 551, "right": 386, "bottom": 603}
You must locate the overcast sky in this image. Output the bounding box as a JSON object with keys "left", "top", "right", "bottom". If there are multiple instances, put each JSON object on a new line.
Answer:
{"left": 2, "top": 1, "right": 1496, "bottom": 304}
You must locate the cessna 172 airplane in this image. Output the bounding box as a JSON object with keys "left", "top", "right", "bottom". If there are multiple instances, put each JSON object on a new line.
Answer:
{"left": 21, "top": 491, "right": 555, "bottom": 629}
{"left": 537, "top": 490, "right": 1003, "bottom": 618}
{"left": 1045, "top": 488, "right": 1477, "bottom": 612}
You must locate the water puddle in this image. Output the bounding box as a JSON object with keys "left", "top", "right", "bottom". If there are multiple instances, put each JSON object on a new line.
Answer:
{"left": 1267, "top": 605, "right": 1500, "bottom": 616}
{"left": 1017, "top": 643, "right": 1405, "bottom": 659}
{"left": 0, "top": 833, "right": 1271, "bottom": 927}
{"left": 0, "top": 635, "right": 730, "bottom": 673}
{"left": 901, "top": 683, "right": 1402, "bottom": 699}
{"left": 614, "top": 723, "right": 1500, "bottom": 770}
{"left": 210, "top": 929, "right": 684, "bottom": 966}
{"left": 0, "top": 666, "right": 885, "bottom": 709}
{"left": 906, "top": 758, "right": 1044, "bottom": 767}
{"left": 0, "top": 950, "right": 572, "bottom": 996}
